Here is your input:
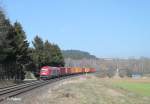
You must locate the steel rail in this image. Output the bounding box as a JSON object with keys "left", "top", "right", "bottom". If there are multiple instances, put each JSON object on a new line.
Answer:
{"left": 0, "top": 74, "right": 80, "bottom": 102}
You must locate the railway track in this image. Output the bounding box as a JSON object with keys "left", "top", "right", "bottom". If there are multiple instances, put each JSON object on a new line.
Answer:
{"left": 0, "top": 80, "right": 38, "bottom": 89}
{"left": 0, "top": 74, "right": 78, "bottom": 102}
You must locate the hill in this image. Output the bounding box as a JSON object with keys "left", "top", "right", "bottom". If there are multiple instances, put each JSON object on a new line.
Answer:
{"left": 62, "top": 50, "right": 97, "bottom": 60}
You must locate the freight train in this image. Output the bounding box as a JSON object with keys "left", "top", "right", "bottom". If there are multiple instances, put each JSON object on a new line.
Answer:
{"left": 40, "top": 66, "right": 96, "bottom": 80}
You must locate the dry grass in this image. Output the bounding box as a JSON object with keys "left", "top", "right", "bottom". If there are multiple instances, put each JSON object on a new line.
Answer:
{"left": 4, "top": 75, "right": 150, "bottom": 104}
{"left": 45, "top": 75, "right": 150, "bottom": 104}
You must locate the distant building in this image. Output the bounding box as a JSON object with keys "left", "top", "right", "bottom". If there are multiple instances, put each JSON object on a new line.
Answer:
{"left": 132, "top": 72, "right": 142, "bottom": 79}
{"left": 102, "top": 58, "right": 113, "bottom": 61}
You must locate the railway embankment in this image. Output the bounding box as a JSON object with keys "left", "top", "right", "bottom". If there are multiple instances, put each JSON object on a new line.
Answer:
{"left": 2, "top": 74, "right": 150, "bottom": 104}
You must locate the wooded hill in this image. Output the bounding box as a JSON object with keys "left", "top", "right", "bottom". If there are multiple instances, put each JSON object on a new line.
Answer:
{"left": 62, "top": 50, "right": 97, "bottom": 60}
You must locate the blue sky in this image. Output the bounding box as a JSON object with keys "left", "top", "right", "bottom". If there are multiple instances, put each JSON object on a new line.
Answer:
{"left": 1, "top": 0, "right": 150, "bottom": 58}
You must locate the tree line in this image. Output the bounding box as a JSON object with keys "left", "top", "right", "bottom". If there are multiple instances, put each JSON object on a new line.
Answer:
{"left": 0, "top": 8, "right": 64, "bottom": 80}
{"left": 62, "top": 50, "right": 97, "bottom": 60}
{"left": 65, "top": 57, "right": 150, "bottom": 78}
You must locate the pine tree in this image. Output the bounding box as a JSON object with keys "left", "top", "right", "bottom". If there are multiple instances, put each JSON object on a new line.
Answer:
{"left": 13, "top": 22, "right": 29, "bottom": 65}
{"left": 0, "top": 9, "right": 16, "bottom": 63}
{"left": 32, "top": 35, "right": 44, "bottom": 75}
{"left": 43, "top": 40, "right": 52, "bottom": 65}
{"left": 50, "top": 44, "right": 65, "bottom": 67}
{"left": 32, "top": 36, "right": 65, "bottom": 68}
{"left": 12, "top": 22, "right": 30, "bottom": 80}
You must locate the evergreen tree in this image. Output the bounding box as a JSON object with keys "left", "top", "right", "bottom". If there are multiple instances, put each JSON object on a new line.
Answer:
{"left": 0, "top": 9, "right": 30, "bottom": 80}
{"left": 0, "top": 9, "right": 16, "bottom": 63}
{"left": 13, "top": 22, "right": 29, "bottom": 65}
{"left": 43, "top": 40, "right": 52, "bottom": 65}
{"left": 12, "top": 22, "right": 30, "bottom": 80}
{"left": 32, "top": 35, "right": 44, "bottom": 74}
{"left": 31, "top": 36, "right": 65, "bottom": 69}
{"left": 50, "top": 44, "right": 65, "bottom": 67}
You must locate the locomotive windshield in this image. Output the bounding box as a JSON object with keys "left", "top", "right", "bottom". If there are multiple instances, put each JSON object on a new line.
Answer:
{"left": 41, "top": 68, "right": 48, "bottom": 72}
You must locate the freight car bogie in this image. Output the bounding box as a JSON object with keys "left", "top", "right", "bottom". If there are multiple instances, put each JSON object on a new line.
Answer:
{"left": 40, "top": 75, "right": 51, "bottom": 80}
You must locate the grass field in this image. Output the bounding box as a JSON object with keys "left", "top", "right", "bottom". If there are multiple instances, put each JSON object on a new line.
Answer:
{"left": 111, "top": 80, "right": 150, "bottom": 96}
{"left": 46, "top": 75, "right": 150, "bottom": 104}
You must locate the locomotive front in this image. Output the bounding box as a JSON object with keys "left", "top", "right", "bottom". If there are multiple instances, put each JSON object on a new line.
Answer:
{"left": 40, "top": 66, "right": 51, "bottom": 80}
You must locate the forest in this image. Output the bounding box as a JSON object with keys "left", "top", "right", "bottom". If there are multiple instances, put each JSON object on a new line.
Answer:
{"left": 62, "top": 50, "right": 97, "bottom": 60}
{"left": 0, "top": 8, "right": 64, "bottom": 80}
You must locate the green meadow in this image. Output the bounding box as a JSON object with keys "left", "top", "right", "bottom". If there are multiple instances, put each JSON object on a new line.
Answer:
{"left": 112, "top": 79, "right": 150, "bottom": 96}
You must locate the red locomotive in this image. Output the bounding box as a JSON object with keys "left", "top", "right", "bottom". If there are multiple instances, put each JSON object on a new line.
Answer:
{"left": 40, "top": 66, "right": 60, "bottom": 79}
{"left": 40, "top": 66, "right": 96, "bottom": 80}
